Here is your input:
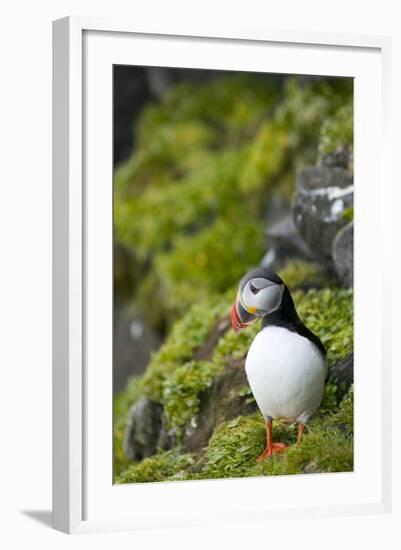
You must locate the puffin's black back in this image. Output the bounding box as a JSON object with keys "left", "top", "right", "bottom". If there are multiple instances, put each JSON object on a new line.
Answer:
{"left": 262, "top": 286, "right": 327, "bottom": 358}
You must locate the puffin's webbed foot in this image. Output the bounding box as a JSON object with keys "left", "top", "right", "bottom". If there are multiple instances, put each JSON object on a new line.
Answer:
{"left": 257, "top": 442, "right": 288, "bottom": 462}
{"left": 257, "top": 419, "right": 288, "bottom": 462}
{"left": 296, "top": 423, "right": 305, "bottom": 446}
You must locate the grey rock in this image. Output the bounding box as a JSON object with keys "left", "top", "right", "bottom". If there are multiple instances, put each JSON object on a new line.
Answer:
{"left": 330, "top": 353, "right": 353, "bottom": 399}
{"left": 292, "top": 165, "right": 353, "bottom": 264}
{"left": 146, "top": 68, "right": 177, "bottom": 99}
{"left": 113, "top": 303, "right": 163, "bottom": 394}
{"left": 303, "top": 460, "right": 321, "bottom": 474}
{"left": 183, "top": 361, "right": 257, "bottom": 453}
{"left": 156, "top": 417, "right": 178, "bottom": 451}
{"left": 320, "top": 147, "right": 353, "bottom": 170}
{"left": 124, "top": 396, "right": 163, "bottom": 461}
{"left": 146, "top": 68, "right": 219, "bottom": 99}
{"left": 332, "top": 222, "right": 354, "bottom": 287}
{"left": 113, "top": 66, "right": 150, "bottom": 164}
{"left": 262, "top": 214, "right": 314, "bottom": 270}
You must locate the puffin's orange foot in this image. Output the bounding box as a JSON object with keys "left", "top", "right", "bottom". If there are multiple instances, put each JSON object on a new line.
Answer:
{"left": 257, "top": 442, "right": 288, "bottom": 462}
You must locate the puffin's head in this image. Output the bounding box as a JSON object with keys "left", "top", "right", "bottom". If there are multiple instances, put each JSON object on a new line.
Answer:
{"left": 231, "top": 267, "right": 285, "bottom": 333}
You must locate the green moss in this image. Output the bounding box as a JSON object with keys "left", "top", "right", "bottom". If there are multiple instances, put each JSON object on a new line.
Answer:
{"left": 278, "top": 260, "right": 329, "bottom": 290}
{"left": 196, "top": 413, "right": 267, "bottom": 479}
{"left": 342, "top": 206, "right": 354, "bottom": 222}
{"left": 113, "top": 376, "right": 144, "bottom": 477}
{"left": 239, "top": 121, "right": 288, "bottom": 192}
{"left": 115, "top": 450, "right": 194, "bottom": 484}
{"left": 250, "top": 423, "right": 353, "bottom": 476}
{"left": 115, "top": 148, "right": 248, "bottom": 260}
{"left": 114, "top": 285, "right": 353, "bottom": 481}
{"left": 329, "top": 385, "right": 353, "bottom": 435}
{"left": 141, "top": 300, "right": 223, "bottom": 402}
{"left": 293, "top": 287, "right": 353, "bottom": 366}
{"left": 114, "top": 121, "right": 215, "bottom": 194}
{"left": 115, "top": 388, "right": 353, "bottom": 483}
{"left": 212, "top": 317, "right": 259, "bottom": 368}
{"left": 114, "top": 75, "right": 353, "bottom": 328}
{"left": 113, "top": 74, "right": 354, "bottom": 482}
{"left": 159, "top": 285, "right": 351, "bottom": 435}
{"left": 157, "top": 285, "right": 352, "bottom": 439}
{"left": 162, "top": 360, "right": 219, "bottom": 438}
{"left": 275, "top": 78, "right": 352, "bottom": 156}
{"left": 154, "top": 219, "right": 265, "bottom": 317}
{"left": 234, "top": 384, "right": 255, "bottom": 404}
{"left": 196, "top": 388, "right": 353, "bottom": 480}
{"left": 320, "top": 381, "right": 339, "bottom": 414}
{"left": 114, "top": 74, "right": 278, "bottom": 202}
{"left": 142, "top": 75, "right": 277, "bottom": 139}
{"left": 114, "top": 281, "right": 353, "bottom": 481}
{"left": 318, "top": 102, "right": 353, "bottom": 157}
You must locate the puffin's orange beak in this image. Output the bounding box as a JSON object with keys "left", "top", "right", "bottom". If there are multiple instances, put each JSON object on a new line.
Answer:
{"left": 231, "top": 299, "right": 258, "bottom": 333}
{"left": 231, "top": 302, "right": 243, "bottom": 333}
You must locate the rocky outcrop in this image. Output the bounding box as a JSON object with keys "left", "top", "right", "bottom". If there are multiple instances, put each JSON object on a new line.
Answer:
{"left": 122, "top": 154, "right": 355, "bottom": 464}
{"left": 292, "top": 164, "right": 353, "bottom": 264}
{"left": 332, "top": 222, "right": 354, "bottom": 288}
{"left": 146, "top": 67, "right": 218, "bottom": 99}
{"left": 183, "top": 362, "right": 257, "bottom": 453}
{"left": 330, "top": 353, "right": 353, "bottom": 399}
{"left": 123, "top": 350, "right": 354, "bottom": 461}
{"left": 124, "top": 361, "right": 257, "bottom": 460}
{"left": 114, "top": 76, "right": 355, "bottom": 483}
{"left": 261, "top": 214, "right": 314, "bottom": 270}
{"left": 320, "top": 147, "right": 352, "bottom": 170}
{"left": 124, "top": 397, "right": 163, "bottom": 461}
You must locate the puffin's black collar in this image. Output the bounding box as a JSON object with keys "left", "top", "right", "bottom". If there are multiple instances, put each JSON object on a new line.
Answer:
{"left": 262, "top": 286, "right": 327, "bottom": 358}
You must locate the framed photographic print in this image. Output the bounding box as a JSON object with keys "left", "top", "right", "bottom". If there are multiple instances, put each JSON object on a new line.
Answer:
{"left": 52, "top": 17, "right": 392, "bottom": 534}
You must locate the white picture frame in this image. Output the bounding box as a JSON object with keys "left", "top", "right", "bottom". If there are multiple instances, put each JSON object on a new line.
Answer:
{"left": 52, "top": 16, "right": 392, "bottom": 534}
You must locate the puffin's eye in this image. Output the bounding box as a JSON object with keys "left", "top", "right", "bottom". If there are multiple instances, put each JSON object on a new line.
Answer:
{"left": 249, "top": 282, "right": 260, "bottom": 295}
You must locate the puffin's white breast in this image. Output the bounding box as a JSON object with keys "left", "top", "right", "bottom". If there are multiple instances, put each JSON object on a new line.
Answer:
{"left": 245, "top": 326, "right": 327, "bottom": 423}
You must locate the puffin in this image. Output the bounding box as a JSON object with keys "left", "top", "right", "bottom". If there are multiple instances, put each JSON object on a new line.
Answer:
{"left": 231, "top": 267, "right": 327, "bottom": 461}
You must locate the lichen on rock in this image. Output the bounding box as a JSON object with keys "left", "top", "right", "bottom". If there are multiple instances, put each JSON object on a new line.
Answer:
{"left": 292, "top": 165, "right": 353, "bottom": 263}
{"left": 332, "top": 221, "right": 354, "bottom": 287}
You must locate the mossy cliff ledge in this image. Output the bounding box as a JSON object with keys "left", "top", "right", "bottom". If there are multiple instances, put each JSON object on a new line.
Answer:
{"left": 115, "top": 280, "right": 353, "bottom": 482}
{"left": 114, "top": 75, "right": 354, "bottom": 482}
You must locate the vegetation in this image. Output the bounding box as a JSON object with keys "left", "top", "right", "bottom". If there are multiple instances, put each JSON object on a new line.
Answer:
{"left": 114, "top": 376, "right": 144, "bottom": 477}
{"left": 114, "top": 265, "right": 353, "bottom": 481}
{"left": 113, "top": 73, "right": 354, "bottom": 483}
{"left": 198, "top": 388, "right": 353, "bottom": 479}
{"left": 114, "top": 74, "right": 353, "bottom": 327}
{"left": 141, "top": 299, "right": 225, "bottom": 402}
{"left": 116, "top": 450, "right": 194, "bottom": 484}
{"left": 115, "top": 382, "right": 353, "bottom": 483}
{"left": 318, "top": 103, "right": 354, "bottom": 158}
